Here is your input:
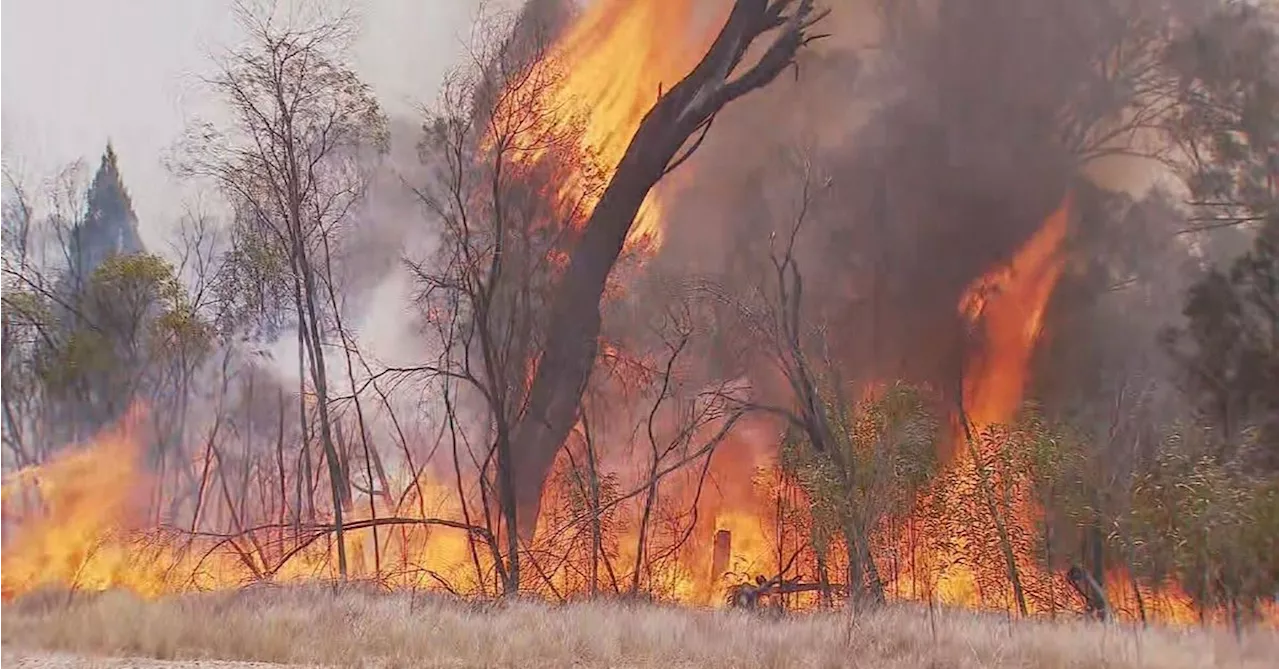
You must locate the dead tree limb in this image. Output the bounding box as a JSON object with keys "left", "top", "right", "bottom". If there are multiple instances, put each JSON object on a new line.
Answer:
{"left": 509, "top": 0, "right": 831, "bottom": 540}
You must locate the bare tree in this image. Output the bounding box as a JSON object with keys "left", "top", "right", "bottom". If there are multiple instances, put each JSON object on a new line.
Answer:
{"left": 1, "top": 166, "right": 45, "bottom": 467}
{"left": 696, "top": 153, "right": 903, "bottom": 607}
{"left": 411, "top": 5, "right": 584, "bottom": 595}
{"left": 175, "top": 0, "right": 388, "bottom": 579}
{"left": 0, "top": 172, "right": 65, "bottom": 468}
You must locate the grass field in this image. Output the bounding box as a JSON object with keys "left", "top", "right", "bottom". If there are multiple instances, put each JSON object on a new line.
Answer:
{"left": 2, "top": 586, "right": 1275, "bottom": 669}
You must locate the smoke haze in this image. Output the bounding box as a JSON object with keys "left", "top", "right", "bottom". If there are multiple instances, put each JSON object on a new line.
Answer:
{"left": 621, "top": 0, "right": 1199, "bottom": 408}
{"left": 0, "top": 0, "right": 494, "bottom": 248}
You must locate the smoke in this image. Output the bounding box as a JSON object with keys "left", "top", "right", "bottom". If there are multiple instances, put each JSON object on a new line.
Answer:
{"left": 646, "top": 0, "right": 1200, "bottom": 407}
{"left": 272, "top": 0, "right": 1214, "bottom": 484}
{"left": 260, "top": 0, "right": 568, "bottom": 395}
{"left": 221, "top": 0, "right": 1212, "bottom": 502}
{"left": 239, "top": 0, "right": 579, "bottom": 478}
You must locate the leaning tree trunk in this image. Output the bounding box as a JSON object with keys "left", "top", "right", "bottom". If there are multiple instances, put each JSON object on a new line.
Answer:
{"left": 507, "top": 0, "right": 831, "bottom": 540}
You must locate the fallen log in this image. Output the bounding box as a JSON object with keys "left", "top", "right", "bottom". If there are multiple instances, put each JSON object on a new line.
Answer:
{"left": 727, "top": 575, "right": 847, "bottom": 609}
{"left": 725, "top": 547, "right": 837, "bottom": 609}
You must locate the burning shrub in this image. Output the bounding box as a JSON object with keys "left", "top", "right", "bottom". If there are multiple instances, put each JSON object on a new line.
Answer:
{"left": 779, "top": 382, "right": 940, "bottom": 606}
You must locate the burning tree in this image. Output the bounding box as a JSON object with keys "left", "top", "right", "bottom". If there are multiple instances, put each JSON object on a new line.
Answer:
{"left": 408, "top": 3, "right": 600, "bottom": 595}
{"left": 778, "top": 383, "right": 941, "bottom": 607}
{"left": 401, "top": 0, "right": 830, "bottom": 595}
{"left": 507, "top": 0, "right": 832, "bottom": 541}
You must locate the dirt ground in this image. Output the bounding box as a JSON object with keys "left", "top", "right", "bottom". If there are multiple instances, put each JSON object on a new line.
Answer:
{"left": 2, "top": 650, "right": 314, "bottom": 669}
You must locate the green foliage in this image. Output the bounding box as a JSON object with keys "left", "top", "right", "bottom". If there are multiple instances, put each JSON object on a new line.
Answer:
{"left": 1136, "top": 0, "right": 1280, "bottom": 624}
{"left": 90, "top": 253, "right": 183, "bottom": 307}
{"left": 1164, "top": 1, "right": 1277, "bottom": 226}
{"left": 151, "top": 306, "right": 214, "bottom": 359}
{"left": 212, "top": 221, "right": 291, "bottom": 336}
{"left": 14, "top": 251, "right": 213, "bottom": 442}
{"left": 38, "top": 328, "right": 114, "bottom": 397}
{"left": 1011, "top": 408, "right": 1084, "bottom": 497}
{"left": 999, "top": 407, "right": 1096, "bottom": 535}
{"left": 1130, "top": 435, "right": 1279, "bottom": 612}
{"left": 1160, "top": 1, "right": 1278, "bottom": 473}
{"left": 1163, "top": 224, "right": 1278, "bottom": 469}
{"left": 84, "top": 253, "right": 212, "bottom": 356}
{"left": 2, "top": 290, "right": 52, "bottom": 329}
{"left": 781, "top": 382, "right": 940, "bottom": 557}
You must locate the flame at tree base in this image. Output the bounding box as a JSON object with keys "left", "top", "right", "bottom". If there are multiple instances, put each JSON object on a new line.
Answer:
{"left": 0, "top": 405, "right": 484, "bottom": 598}
{"left": 2, "top": 0, "right": 1273, "bottom": 629}
{"left": 0, "top": 400, "right": 1245, "bottom": 626}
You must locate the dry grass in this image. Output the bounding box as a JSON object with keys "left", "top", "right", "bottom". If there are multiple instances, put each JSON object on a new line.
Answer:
{"left": 2, "top": 586, "right": 1275, "bottom": 669}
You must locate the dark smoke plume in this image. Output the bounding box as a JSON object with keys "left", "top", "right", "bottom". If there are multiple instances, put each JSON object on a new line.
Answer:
{"left": 648, "top": 0, "right": 1194, "bottom": 404}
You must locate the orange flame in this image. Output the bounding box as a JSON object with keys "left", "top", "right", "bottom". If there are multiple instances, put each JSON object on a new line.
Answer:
{"left": 501, "top": 0, "right": 714, "bottom": 252}
{"left": 0, "top": 412, "right": 490, "bottom": 599}
{"left": 959, "top": 193, "right": 1072, "bottom": 427}
{"left": 0, "top": 0, "right": 1253, "bottom": 623}
{"left": 0, "top": 0, "right": 729, "bottom": 605}
{"left": 915, "top": 193, "right": 1072, "bottom": 609}
{"left": 1, "top": 407, "right": 159, "bottom": 598}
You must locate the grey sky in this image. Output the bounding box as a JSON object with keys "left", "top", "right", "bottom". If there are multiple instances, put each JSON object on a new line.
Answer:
{"left": 1, "top": 0, "right": 493, "bottom": 250}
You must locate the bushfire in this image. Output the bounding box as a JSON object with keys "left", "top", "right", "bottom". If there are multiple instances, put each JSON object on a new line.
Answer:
{"left": 0, "top": 0, "right": 1246, "bottom": 629}
{"left": 0, "top": 193, "right": 1199, "bottom": 623}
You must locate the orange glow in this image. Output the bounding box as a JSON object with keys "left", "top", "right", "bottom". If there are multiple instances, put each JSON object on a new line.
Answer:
{"left": 1, "top": 0, "right": 1261, "bottom": 622}
{"left": 1, "top": 407, "right": 157, "bottom": 598}
{"left": 959, "top": 193, "right": 1072, "bottom": 427}
{"left": 0, "top": 406, "right": 491, "bottom": 599}
{"left": 498, "top": 0, "right": 714, "bottom": 252}
{"left": 523, "top": 413, "right": 785, "bottom": 607}
{"left": 0, "top": 189, "right": 1261, "bottom": 625}
{"left": 916, "top": 193, "right": 1073, "bottom": 610}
